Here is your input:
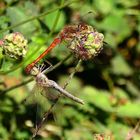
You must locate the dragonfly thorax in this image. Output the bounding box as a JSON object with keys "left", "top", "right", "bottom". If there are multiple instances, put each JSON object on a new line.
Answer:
{"left": 36, "top": 72, "right": 49, "bottom": 86}
{"left": 30, "top": 66, "right": 50, "bottom": 86}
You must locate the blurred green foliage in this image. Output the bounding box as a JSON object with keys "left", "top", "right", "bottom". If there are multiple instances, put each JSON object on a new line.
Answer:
{"left": 0, "top": 0, "right": 140, "bottom": 139}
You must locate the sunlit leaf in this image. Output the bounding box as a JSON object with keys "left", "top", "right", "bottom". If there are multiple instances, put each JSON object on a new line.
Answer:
{"left": 6, "top": 7, "right": 38, "bottom": 36}
{"left": 111, "top": 55, "right": 133, "bottom": 76}
{"left": 93, "top": 0, "right": 114, "bottom": 15}
{"left": 43, "top": 10, "right": 65, "bottom": 32}
{"left": 82, "top": 86, "right": 114, "bottom": 112}
{"left": 64, "top": 127, "right": 93, "bottom": 140}
{"left": 116, "top": 102, "right": 140, "bottom": 118}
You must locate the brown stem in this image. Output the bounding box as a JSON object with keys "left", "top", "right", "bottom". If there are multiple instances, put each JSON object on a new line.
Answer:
{"left": 32, "top": 59, "right": 82, "bottom": 138}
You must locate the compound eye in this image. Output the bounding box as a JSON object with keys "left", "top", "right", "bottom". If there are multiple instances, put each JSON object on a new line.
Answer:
{"left": 30, "top": 67, "right": 39, "bottom": 76}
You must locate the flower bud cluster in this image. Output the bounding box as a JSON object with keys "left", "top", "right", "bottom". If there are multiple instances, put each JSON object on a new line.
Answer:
{"left": 0, "top": 32, "right": 28, "bottom": 60}
{"left": 61, "top": 24, "right": 104, "bottom": 60}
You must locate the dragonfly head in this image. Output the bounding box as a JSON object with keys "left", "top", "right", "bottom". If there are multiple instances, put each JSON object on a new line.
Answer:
{"left": 30, "top": 66, "right": 40, "bottom": 76}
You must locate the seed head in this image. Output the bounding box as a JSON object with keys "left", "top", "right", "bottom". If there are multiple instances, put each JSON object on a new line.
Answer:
{"left": 0, "top": 32, "right": 28, "bottom": 60}
{"left": 62, "top": 24, "right": 104, "bottom": 60}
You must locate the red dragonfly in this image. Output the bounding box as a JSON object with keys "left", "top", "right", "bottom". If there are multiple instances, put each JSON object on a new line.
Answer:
{"left": 25, "top": 23, "right": 104, "bottom": 73}
{"left": 25, "top": 23, "right": 86, "bottom": 73}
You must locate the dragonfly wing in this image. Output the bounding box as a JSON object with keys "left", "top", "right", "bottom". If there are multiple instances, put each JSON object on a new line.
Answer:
{"left": 35, "top": 85, "right": 60, "bottom": 120}
{"left": 24, "top": 84, "right": 39, "bottom": 105}
{"left": 33, "top": 86, "right": 59, "bottom": 132}
{"left": 24, "top": 84, "right": 53, "bottom": 126}
{"left": 41, "top": 86, "right": 60, "bottom": 104}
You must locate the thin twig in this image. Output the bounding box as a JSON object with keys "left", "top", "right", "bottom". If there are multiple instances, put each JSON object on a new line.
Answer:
{"left": 63, "top": 59, "right": 82, "bottom": 89}
{"left": 125, "top": 120, "right": 140, "bottom": 140}
{"left": 32, "top": 59, "right": 82, "bottom": 138}
{"left": 46, "top": 53, "right": 72, "bottom": 73}
{"left": 0, "top": 78, "right": 33, "bottom": 95}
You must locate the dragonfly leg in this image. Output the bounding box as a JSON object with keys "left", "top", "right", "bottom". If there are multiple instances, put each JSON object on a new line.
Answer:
{"left": 42, "top": 59, "right": 53, "bottom": 73}
{"left": 42, "top": 65, "right": 53, "bottom": 74}
{"left": 44, "top": 59, "right": 53, "bottom": 67}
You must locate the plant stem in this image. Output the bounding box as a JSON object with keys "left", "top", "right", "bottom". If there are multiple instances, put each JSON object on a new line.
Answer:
{"left": 63, "top": 59, "right": 82, "bottom": 89}
{"left": 0, "top": 78, "right": 33, "bottom": 95}
{"left": 0, "top": 53, "right": 72, "bottom": 95}
{"left": 46, "top": 53, "right": 72, "bottom": 73}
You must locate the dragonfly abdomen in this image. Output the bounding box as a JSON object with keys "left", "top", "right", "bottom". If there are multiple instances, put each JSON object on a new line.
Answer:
{"left": 47, "top": 80, "right": 84, "bottom": 104}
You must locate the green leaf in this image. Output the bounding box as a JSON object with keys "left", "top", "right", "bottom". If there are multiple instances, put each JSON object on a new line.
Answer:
{"left": 82, "top": 86, "right": 114, "bottom": 112}
{"left": 116, "top": 102, "right": 140, "bottom": 118}
{"left": 108, "top": 121, "right": 131, "bottom": 140}
{"left": 43, "top": 10, "right": 65, "bottom": 32}
{"left": 6, "top": 7, "right": 38, "bottom": 36}
{"left": 15, "top": 130, "right": 29, "bottom": 139}
{"left": 116, "top": 0, "right": 139, "bottom": 8}
{"left": 64, "top": 127, "right": 93, "bottom": 140}
{"left": 108, "top": 121, "right": 140, "bottom": 140}
{"left": 114, "top": 87, "right": 129, "bottom": 99}
{"left": 111, "top": 55, "right": 133, "bottom": 76}
{"left": 99, "top": 12, "right": 131, "bottom": 43}
{"left": 0, "top": 124, "right": 9, "bottom": 140}
{"left": 104, "top": 32, "right": 117, "bottom": 48}
{"left": 0, "top": 16, "right": 9, "bottom": 37}
{"left": 93, "top": 0, "right": 115, "bottom": 15}
{"left": 126, "top": 81, "right": 140, "bottom": 96}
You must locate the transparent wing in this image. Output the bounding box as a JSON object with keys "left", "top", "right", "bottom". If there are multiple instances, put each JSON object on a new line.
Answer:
{"left": 24, "top": 84, "right": 38, "bottom": 105}
{"left": 24, "top": 84, "right": 57, "bottom": 128}
{"left": 31, "top": 85, "right": 60, "bottom": 138}
{"left": 35, "top": 85, "right": 57, "bottom": 126}
{"left": 42, "top": 86, "right": 60, "bottom": 103}
{"left": 40, "top": 87, "right": 60, "bottom": 121}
